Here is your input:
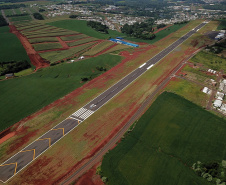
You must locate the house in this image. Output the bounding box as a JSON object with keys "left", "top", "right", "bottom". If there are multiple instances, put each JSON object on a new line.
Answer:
{"left": 202, "top": 87, "right": 211, "bottom": 94}
{"left": 216, "top": 91, "right": 224, "bottom": 101}
{"left": 5, "top": 73, "right": 14, "bottom": 79}
{"left": 213, "top": 99, "right": 222, "bottom": 108}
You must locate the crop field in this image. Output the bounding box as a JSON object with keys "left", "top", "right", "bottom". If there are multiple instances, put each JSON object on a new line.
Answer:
{"left": 0, "top": 54, "right": 122, "bottom": 131}
{"left": 61, "top": 34, "right": 88, "bottom": 41}
{"left": 33, "top": 42, "right": 63, "bottom": 51}
{"left": 14, "top": 9, "right": 22, "bottom": 14}
{"left": 67, "top": 37, "right": 98, "bottom": 47}
{"left": 0, "top": 26, "right": 30, "bottom": 63}
{"left": 29, "top": 37, "right": 59, "bottom": 44}
{"left": 39, "top": 42, "right": 96, "bottom": 63}
{"left": 217, "top": 19, "right": 226, "bottom": 30}
{"left": 26, "top": 31, "right": 77, "bottom": 38}
{"left": 48, "top": 20, "right": 188, "bottom": 44}
{"left": 191, "top": 51, "right": 226, "bottom": 71}
{"left": 83, "top": 41, "right": 114, "bottom": 56}
{"left": 103, "top": 44, "right": 131, "bottom": 54}
{"left": 21, "top": 25, "right": 56, "bottom": 33}
{"left": 3, "top": 9, "right": 13, "bottom": 16}
{"left": 9, "top": 15, "right": 32, "bottom": 22}
{"left": 101, "top": 92, "right": 226, "bottom": 185}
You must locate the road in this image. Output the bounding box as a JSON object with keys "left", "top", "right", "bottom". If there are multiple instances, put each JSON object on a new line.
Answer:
{"left": 0, "top": 21, "right": 208, "bottom": 183}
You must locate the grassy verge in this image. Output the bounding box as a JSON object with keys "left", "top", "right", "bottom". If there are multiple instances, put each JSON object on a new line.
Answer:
{"left": 0, "top": 54, "right": 122, "bottom": 131}
{"left": 101, "top": 92, "right": 226, "bottom": 185}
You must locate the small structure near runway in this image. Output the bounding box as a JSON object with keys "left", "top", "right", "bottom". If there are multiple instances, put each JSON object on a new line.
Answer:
{"left": 109, "top": 38, "right": 139, "bottom": 47}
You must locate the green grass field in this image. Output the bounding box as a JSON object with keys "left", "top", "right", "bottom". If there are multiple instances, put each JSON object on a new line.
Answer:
{"left": 14, "top": 8, "right": 22, "bottom": 14}
{"left": 26, "top": 31, "right": 77, "bottom": 38}
{"left": 101, "top": 92, "right": 226, "bottom": 185}
{"left": 48, "top": 20, "right": 188, "bottom": 44}
{"left": 67, "top": 37, "right": 98, "bottom": 47}
{"left": 191, "top": 51, "right": 226, "bottom": 71}
{"left": 61, "top": 34, "right": 88, "bottom": 41}
{"left": 0, "top": 54, "right": 122, "bottom": 131}
{"left": 83, "top": 41, "right": 113, "bottom": 56}
{"left": 0, "top": 26, "right": 30, "bottom": 63}
{"left": 40, "top": 42, "right": 96, "bottom": 63}
{"left": 217, "top": 19, "right": 226, "bottom": 30}
{"left": 3, "top": 9, "right": 13, "bottom": 16}
{"left": 9, "top": 15, "right": 32, "bottom": 22}
{"left": 29, "top": 37, "right": 59, "bottom": 44}
{"left": 33, "top": 42, "right": 62, "bottom": 51}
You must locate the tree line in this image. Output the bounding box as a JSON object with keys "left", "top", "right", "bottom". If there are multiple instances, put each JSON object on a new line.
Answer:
{"left": 0, "top": 15, "right": 8, "bottom": 27}
{"left": 87, "top": 21, "right": 108, "bottom": 34}
{"left": 0, "top": 60, "right": 31, "bottom": 76}
{"left": 0, "top": 4, "right": 25, "bottom": 10}
{"left": 121, "top": 22, "right": 156, "bottom": 40}
{"left": 6, "top": 13, "right": 28, "bottom": 17}
{"left": 33, "top": 13, "right": 44, "bottom": 20}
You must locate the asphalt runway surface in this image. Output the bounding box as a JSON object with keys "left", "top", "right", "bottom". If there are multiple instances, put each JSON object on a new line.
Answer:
{"left": 0, "top": 21, "right": 207, "bottom": 183}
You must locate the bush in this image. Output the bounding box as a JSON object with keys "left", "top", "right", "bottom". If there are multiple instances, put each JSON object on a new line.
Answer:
{"left": 33, "top": 13, "right": 44, "bottom": 20}
{"left": 69, "top": 15, "right": 78, "bottom": 18}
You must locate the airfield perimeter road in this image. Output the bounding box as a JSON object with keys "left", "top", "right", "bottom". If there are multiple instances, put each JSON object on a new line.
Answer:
{"left": 0, "top": 21, "right": 207, "bottom": 183}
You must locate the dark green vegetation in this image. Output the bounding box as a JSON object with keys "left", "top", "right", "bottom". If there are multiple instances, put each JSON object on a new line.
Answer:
{"left": 0, "top": 4, "right": 25, "bottom": 10}
{"left": 101, "top": 92, "right": 226, "bottom": 185}
{"left": 218, "top": 19, "right": 226, "bottom": 30}
{"left": 0, "top": 15, "right": 7, "bottom": 27}
{"left": 69, "top": 15, "right": 78, "bottom": 18}
{"left": 33, "top": 12, "right": 44, "bottom": 20}
{"left": 48, "top": 20, "right": 187, "bottom": 44}
{"left": 87, "top": 21, "right": 109, "bottom": 34}
{"left": 121, "top": 22, "right": 155, "bottom": 40}
{"left": 6, "top": 13, "right": 28, "bottom": 17}
{"left": 206, "top": 39, "right": 226, "bottom": 54}
{"left": 192, "top": 161, "right": 226, "bottom": 183}
{"left": 0, "top": 26, "right": 30, "bottom": 64}
{"left": 0, "top": 54, "right": 122, "bottom": 131}
{"left": 191, "top": 51, "right": 226, "bottom": 71}
{"left": 0, "top": 60, "right": 30, "bottom": 76}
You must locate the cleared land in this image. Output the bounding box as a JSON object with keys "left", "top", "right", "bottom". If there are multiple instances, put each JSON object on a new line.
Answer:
{"left": 101, "top": 92, "right": 226, "bottom": 185}
{"left": 0, "top": 26, "right": 30, "bottom": 63}
{"left": 0, "top": 54, "right": 122, "bottom": 131}
{"left": 39, "top": 42, "right": 96, "bottom": 63}
{"left": 33, "top": 42, "right": 63, "bottom": 51}
{"left": 83, "top": 41, "right": 114, "bottom": 56}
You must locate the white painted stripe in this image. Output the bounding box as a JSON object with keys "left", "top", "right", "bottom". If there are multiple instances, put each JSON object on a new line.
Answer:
{"left": 147, "top": 64, "right": 154, "bottom": 70}
{"left": 139, "top": 63, "right": 146, "bottom": 68}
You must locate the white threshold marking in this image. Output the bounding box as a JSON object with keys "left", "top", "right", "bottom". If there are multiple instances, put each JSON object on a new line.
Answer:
{"left": 147, "top": 64, "right": 154, "bottom": 70}
{"left": 139, "top": 63, "right": 146, "bottom": 68}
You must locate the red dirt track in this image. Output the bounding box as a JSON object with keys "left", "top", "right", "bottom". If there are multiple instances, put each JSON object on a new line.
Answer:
{"left": 9, "top": 25, "right": 50, "bottom": 70}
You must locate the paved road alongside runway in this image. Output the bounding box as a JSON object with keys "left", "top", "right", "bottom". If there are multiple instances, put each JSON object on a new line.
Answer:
{"left": 0, "top": 21, "right": 207, "bottom": 183}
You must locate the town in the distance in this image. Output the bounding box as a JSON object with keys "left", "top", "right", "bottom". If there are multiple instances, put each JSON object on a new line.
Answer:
{"left": 0, "top": 0, "right": 225, "bottom": 184}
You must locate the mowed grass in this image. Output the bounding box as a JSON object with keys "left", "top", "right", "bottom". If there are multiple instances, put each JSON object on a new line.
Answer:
{"left": 0, "top": 26, "right": 30, "bottom": 63}
{"left": 67, "top": 37, "right": 98, "bottom": 47}
{"left": 83, "top": 41, "right": 114, "bottom": 56}
{"left": 48, "top": 20, "right": 188, "bottom": 44}
{"left": 191, "top": 51, "right": 226, "bottom": 71}
{"left": 33, "top": 42, "right": 62, "bottom": 51}
{"left": 29, "top": 37, "right": 59, "bottom": 44}
{"left": 0, "top": 54, "right": 122, "bottom": 131}
{"left": 101, "top": 92, "right": 226, "bottom": 185}
{"left": 40, "top": 42, "right": 96, "bottom": 63}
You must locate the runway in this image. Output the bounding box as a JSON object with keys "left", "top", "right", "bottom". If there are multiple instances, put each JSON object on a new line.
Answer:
{"left": 0, "top": 21, "right": 208, "bottom": 183}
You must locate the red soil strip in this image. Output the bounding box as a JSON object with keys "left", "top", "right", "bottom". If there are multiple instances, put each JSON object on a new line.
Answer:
{"left": 74, "top": 163, "right": 103, "bottom": 185}
{"left": 0, "top": 132, "right": 15, "bottom": 145}
{"left": 9, "top": 25, "right": 49, "bottom": 70}
{"left": 153, "top": 25, "right": 172, "bottom": 34}
{"left": 57, "top": 37, "right": 69, "bottom": 49}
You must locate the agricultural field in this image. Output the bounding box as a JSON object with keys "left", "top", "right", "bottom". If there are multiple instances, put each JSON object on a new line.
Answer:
{"left": 9, "top": 15, "right": 32, "bottom": 22}
{"left": 67, "top": 37, "right": 98, "bottom": 47}
{"left": 48, "top": 19, "right": 188, "bottom": 44}
{"left": 217, "top": 19, "right": 226, "bottom": 30}
{"left": 191, "top": 51, "right": 226, "bottom": 71}
{"left": 103, "top": 44, "right": 130, "bottom": 54}
{"left": 33, "top": 42, "right": 63, "bottom": 51}
{"left": 83, "top": 41, "right": 114, "bottom": 56}
{"left": 29, "top": 37, "right": 59, "bottom": 44}
{"left": 61, "top": 34, "right": 88, "bottom": 41}
{"left": 0, "top": 54, "right": 122, "bottom": 131}
{"left": 3, "top": 9, "right": 13, "bottom": 16}
{"left": 101, "top": 92, "right": 226, "bottom": 185}
{"left": 0, "top": 26, "right": 30, "bottom": 63}
{"left": 39, "top": 42, "right": 96, "bottom": 63}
